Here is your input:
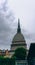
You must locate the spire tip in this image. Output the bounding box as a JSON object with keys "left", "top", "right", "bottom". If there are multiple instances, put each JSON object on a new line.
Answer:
{"left": 17, "top": 19, "right": 21, "bottom": 33}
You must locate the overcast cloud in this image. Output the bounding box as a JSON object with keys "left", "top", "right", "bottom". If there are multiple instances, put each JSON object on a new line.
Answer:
{"left": 0, "top": 0, "right": 35, "bottom": 50}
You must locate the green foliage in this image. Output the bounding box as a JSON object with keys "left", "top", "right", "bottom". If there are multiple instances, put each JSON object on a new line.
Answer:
{"left": 0, "top": 58, "right": 15, "bottom": 65}
{"left": 0, "top": 55, "right": 4, "bottom": 59}
{"left": 13, "top": 47, "right": 27, "bottom": 60}
{"left": 0, "top": 55, "right": 15, "bottom": 65}
{"left": 0, "top": 47, "right": 27, "bottom": 65}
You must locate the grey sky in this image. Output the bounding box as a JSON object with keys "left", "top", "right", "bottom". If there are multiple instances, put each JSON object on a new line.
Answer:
{"left": 0, "top": 0, "right": 35, "bottom": 50}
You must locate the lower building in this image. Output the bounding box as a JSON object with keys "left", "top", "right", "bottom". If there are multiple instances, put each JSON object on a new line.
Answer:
{"left": 15, "top": 60, "right": 28, "bottom": 65}
{"left": 27, "top": 43, "right": 35, "bottom": 65}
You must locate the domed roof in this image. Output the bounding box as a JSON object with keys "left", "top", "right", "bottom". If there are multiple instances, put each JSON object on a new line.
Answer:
{"left": 12, "top": 19, "right": 26, "bottom": 43}
{"left": 12, "top": 33, "right": 26, "bottom": 43}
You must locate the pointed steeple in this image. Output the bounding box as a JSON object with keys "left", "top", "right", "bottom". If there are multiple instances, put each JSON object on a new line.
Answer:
{"left": 17, "top": 19, "right": 21, "bottom": 33}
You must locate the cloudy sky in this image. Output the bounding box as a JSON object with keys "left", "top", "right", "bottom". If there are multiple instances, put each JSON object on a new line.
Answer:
{"left": 0, "top": 0, "right": 35, "bottom": 50}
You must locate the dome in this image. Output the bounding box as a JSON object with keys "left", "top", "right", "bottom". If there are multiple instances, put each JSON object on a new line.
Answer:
{"left": 12, "top": 33, "right": 26, "bottom": 43}
{"left": 12, "top": 19, "right": 26, "bottom": 44}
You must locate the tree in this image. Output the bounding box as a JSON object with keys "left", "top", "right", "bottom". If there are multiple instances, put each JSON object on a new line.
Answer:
{"left": 0, "top": 55, "right": 4, "bottom": 59}
{"left": 13, "top": 47, "right": 27, "bottom": 60}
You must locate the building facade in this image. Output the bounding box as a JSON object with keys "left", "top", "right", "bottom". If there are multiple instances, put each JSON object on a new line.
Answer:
{"left": 10, "top": 19, "right": 27, "bottom": 57}
{"left": 27, "top": 43, "right": 35, "bottom": 65}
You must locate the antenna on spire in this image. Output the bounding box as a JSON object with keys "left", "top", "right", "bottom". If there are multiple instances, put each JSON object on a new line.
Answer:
{"left": 17, "top": 19, "right": 21, "bottom": 33}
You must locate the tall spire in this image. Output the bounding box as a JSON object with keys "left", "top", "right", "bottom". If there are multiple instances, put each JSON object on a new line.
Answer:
{"left": 17, "top": 19, "right": 21, "bottom": 33}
